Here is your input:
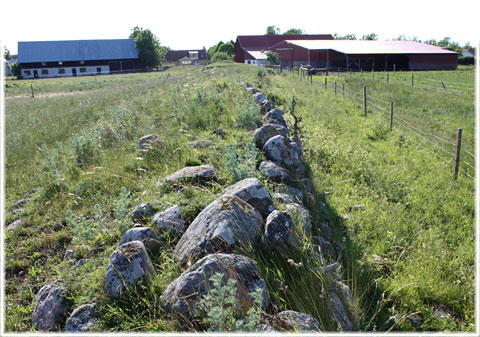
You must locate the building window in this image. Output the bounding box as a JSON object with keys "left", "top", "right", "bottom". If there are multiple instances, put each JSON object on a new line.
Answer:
{"left": 58, "top": 61, "right": 63, "bottom": 65}
{"left": 247, "top": 60, "right": 251, "bottom": 64}
{"left": 80, "top": 68, "right": 87, "bottom": 73}
{"left": 41, "top": 69, "right": 49, "bottom": 75}
{"left": 24, "top": 70, "right": 32, "bottom": 76}
{"left": 58, "top": 69, "right": 65, "bottom": 74}
{"left": 96, "top": 67, "right": 102, "bottom": 74}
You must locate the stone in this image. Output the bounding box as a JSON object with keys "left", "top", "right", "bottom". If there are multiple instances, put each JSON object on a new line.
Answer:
{"left": 105, "top": 241, "right": 156, "bottom": 297}
{"left": 253, "top": 92, "right": 267, "bottom": 103}
{"left": 221, "top": 177, "right": 275, "bottom": 220}
{"left": 65, "top": 303, "right": 97, "bottom": 332}
{"left": 284, "top": 203, "right": 312, "bottom": 236}
{"left": 130, "top": 203, "right": 156, "bottom": 223}
{"left": 274, "top": 310, "right": 323, "bottom": 332}
{"left": 348, "top": 204, "right": 365, "bottom": 211}
{"left": 263, "top": 210, "right": 296, "bottom": 247}
{"left": 64, "top": 249, "right": 74, "bottom": 261}
{"left": 161, "top": 253, "right": 268, "bottom": 320}
{"left": 152, "top": 205, "right": 185, "bottom": 235}
{"left": 259, "top": 161, "right": 292, "bottom": 183}
{"left": 10, "top": 198, "right": 31, "bottom": 210}
{"left": 260, "top": 100, "right": 275, "bottom": 113}
{"left": 165, "top": 165, "right": 216, "bottom": 183}
{"left": 139, "top": 134, "right": 163, "bottom": 150}
{"left": 7, "top": 218, "right": 24, "bottom": 232}
{"left": 253, "top": 123, "right": 290, "bottom": 149}
{"left": 212, "top": 128, "right": 226, "bottom": 138}
{"left": 32, "top": 280, "right": 72, "bottom": 331}
{"left": 262, "top": 135, "right": 305, "bottom": 179}
{"left": 119, "top": 227, "right": 161, "bottom": 253}
{"left": 187, "top": 140, "right": 213, "bottom": 148}
{"left": 74, "top": 258, "right": 89, "bottom": 269}
{"left": 263, "top": 108, "right": 284, "bottom": 121}
{"left": 313, "top": 236, "right": 336, "bottom": 262}
{"left": 245, "top": 86, "right": 259, "bottom": 94}
{"left": 329, "top": 291, "right": 353, "bottom": 331}
{"left": 272, "top": 192, "right": 297, "bottom": 205}
{"left": 174, "top": 195, "right": 264, "bottom": 264}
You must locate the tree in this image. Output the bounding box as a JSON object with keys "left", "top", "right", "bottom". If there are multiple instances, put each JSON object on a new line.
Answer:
{"left": 361, "top": 33, "right": 378, "bottom": 40}
{"left": 208, "top": 40, "right": 235, "bottom": 61}
{"left": 266, "top": 25, "right": 281, "bottom": 35}
{"left": 284, "top": 28, "right": 304, "bottom": 35}
{"left": 10, "top": 62, "right": 20, "bottom": 77}
{"left": 129, "top": 26, "right": 168, "bottom": 68}
{"left": 3, "top": 47, "right": 11, "bottom": 60}
{"left": 266, "top": 51, "right": 279, "bottom": 65}
{"left": 333, "top": 33, "right": 357, "bottom": 40}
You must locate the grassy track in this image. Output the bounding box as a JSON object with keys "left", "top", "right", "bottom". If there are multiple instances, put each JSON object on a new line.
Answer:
{"left": 3, "top": 64, "right": 475, "bottom": 332}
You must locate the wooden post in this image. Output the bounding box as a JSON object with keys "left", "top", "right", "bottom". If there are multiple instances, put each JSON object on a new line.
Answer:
{"left": 389, "top": 101, "right": 394, "bottom": 131}
{"left": 337, "top": 67, "right": 340, "bottom": 76}
{"left": 453, "top": 128, "right": 462, "bottom": 180}
{"left": 411, "top": 74, "right": 414, "bottom": 87}
{"left": 342, "top": 84, "right": 345, "bottom": 97}
{"left": 30, "top": 84, "right": 34, "bottom": 98}
{"left": 387, "top": 72, "right": 389, "bottom": 83}
{"left": 310, "top": 73, "right": 313, "bottom": 85}
{"left": 441, "top": 81, "right": 446, "bottom": 91}
{"left": 372, "top": 69, "right": 374, "bottom": 79}
{"left": 350, "top": 70, "right": 352, "bottom": 78}
{"left": 334, "top": 81, "right": 337, "bottom": 95}
{"left": 393, "top": 64, "right": 396, "bottom": 72}
{"left": 363, "top": 86, "right": 367, "bottom": 116}
{"left": 325, "top": 77, "right": 327, "bottom": 90}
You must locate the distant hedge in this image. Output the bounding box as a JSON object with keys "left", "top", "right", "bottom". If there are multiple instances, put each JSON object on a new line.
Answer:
{"left": 458, "top": 56, "right": 474, "bottom": 65}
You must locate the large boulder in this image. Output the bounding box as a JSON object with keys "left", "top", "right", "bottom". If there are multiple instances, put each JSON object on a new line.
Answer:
{"left": 221, "top": 178, "right": 275, "bottom": 220}
{"left": 253, "top": 123, "right": 290, "bottom": 149}
{"left": 152, "top": 205, "right": 185, "bottom": 235}
{"left": 174, "top": 195, "right": 264, "bottom": 264}
{"left": 161, "top": 253, "right": 268, "bottom": 320}
{"left": 260, "top": 100, "right": 275, "bottom": 114}
{"left": 274, "top": 310, "right": 323, "bottom": 332}
{"left": 65, "top": 303, "right": 97, "bottom": 332}
{"left": 165, "top": 165, "right": 216, "bottom": 183}
{"left": 105, "top": 241, "right": 156, "bottom": 297}
{"left": 119, "top": 227, "right": 161, "bottom": 253}
{"left": 253, "top": 92, "right": 267, "bottom": 103}
{"left": 259, "top": 161, "right": 292, "bottom": 183}
{"left": 32, "top": 280, "right": 72, "bottom": 331}
{"left": 263, "top": 210, "right": 296, "bottom": 248}
{"left": 262, "top": 135, "right": 305, "bottom": 179}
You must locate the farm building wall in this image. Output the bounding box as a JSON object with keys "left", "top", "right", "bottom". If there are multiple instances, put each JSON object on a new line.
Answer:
{"left": 408, "top": 54, "right": 457, "bottom": 70}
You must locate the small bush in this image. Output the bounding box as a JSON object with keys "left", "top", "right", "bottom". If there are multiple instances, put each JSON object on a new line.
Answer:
{"left": 224, "top": 142, "right": 257, "bottom": 182}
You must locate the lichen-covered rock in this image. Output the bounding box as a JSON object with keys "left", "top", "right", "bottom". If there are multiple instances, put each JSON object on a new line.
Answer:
{"left": 165, "top": 165, "right": 216, "bottom": 183}
{"left": 221, "top": 177, "right": 275, "bottom": 220}
{"left": 274, "top": 310, "right": 323, "bottom": 332}
{"left": 152, "top": 205, "right": 185, "bottom": 235}
{"left": 105, "top": 241, "right": 156, "bottom": 297}
{"left": 65, "top": 303, "right": 97, "bottom": 332}
{"left": 329, "top": 291, "right": 353, "bottom": 331}
{"left": 139, "top": 134, "right": 163, "bottom": 150}
{"left": 64, "top": 249, "right": 74, "bottom": 261}
{"left": 130, "top": 202, "right": 156, "bottom": 223}
{"left": 313, "top": 236, "right": 336, "bottom": 263}
{"left": 260, "top": 100, "right": 275, "bottom": 113}
{"left": 119, "top": 227, "right": 161, "bottom": 253}
{"left": 32, "top": 280, "right": 72, "bottom": 331}
{"left": 212, "top": 128, "right": 226, "bottom": 138}
{"left": 284, "top": 203, "right": 312, "bottom": 237}
{"left": 6, "top": 218, "right": 25, "bottom": 232}
{"left": 245, "top": 86, "right": 259, "bottom": 94}
{"left": 253, "top": 92, "right": 267, "bottom": 103}
{"left": 161, "top": 253, "right": 268, "bottom": 320}
{"left": 187, "top": 139, "right": 213, "bottom": 148}
{"left": 259, "top": 161, "right": 292, "bottom": 183}
{"left": 174, "top": 195, "right": 264, "bottom": 264}
{"left": 263, "top": 210, "right": 296, "bottom": 247}
{"left": 262, "top": 135, "right": 305, "bottom": 179}
{"left": 253, "top": 123, "right": 290, "bottom": 149}
{"left": 263, "top": 108, "right": 284, "bottom": 122}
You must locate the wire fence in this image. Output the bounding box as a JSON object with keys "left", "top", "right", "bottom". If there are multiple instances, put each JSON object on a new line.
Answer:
{"left": 298, "top": 70, "right": 475, "bottom": 180}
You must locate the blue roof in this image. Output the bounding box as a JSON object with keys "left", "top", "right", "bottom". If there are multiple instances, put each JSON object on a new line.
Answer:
{"left": 18, "top": 39, "right": 139, "bottom": 63}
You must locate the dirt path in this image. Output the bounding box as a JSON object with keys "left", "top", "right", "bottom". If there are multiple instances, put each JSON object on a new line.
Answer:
{"left": 6, "top": 90, "right": 101, "bottom": 99}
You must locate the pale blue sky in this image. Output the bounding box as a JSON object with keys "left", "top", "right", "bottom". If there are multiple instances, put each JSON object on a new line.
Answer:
{"left": 1, "top": 0, "right": 478, "bottom": 55}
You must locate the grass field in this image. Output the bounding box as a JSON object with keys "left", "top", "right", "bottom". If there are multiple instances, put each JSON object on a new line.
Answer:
{"left": 3, "top": 63, "right": 476, "bottom": 332}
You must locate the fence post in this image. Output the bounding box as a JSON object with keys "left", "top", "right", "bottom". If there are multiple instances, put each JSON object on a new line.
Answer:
{"left": 334, "top": 81, "right": 337, "bottom": 95}
{"left": 325, "top": 77, "right": 327, "bottom": 90}
{"left": 411, "top": 74, "right": 414, "bottom": 87}
{"left": 363, "top": 86, "right": 367, "bottom": 116}
{"left": 338, "top": 67, "right": 340, "bottom": 76}
{"left": 387, "top": 72, "right": 389, "bottom": 84}
{"left": 389, "top": 101, "right": 394, "bottom": 131}
{"left": 30, "top": 84, "right": 35, "bottom": 98}
{"left": 453, "top": 128, "right": 463, "bottom": 180}
{"left": 310, "top": 73, "right": 313, "bottom": 85}
{"left": 441, "top": 81, "right": 446, "bottom": 91}
{"left": 393, "top": 64, "right": 396, "bottom": 72}
{"left": 342, "top": 84, "right": 345, "bottom": 97}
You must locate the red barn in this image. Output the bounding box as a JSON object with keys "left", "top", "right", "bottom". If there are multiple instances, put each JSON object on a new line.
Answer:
{"left": 269, "top": 40, "right": 458, "bottom": 70}
{"left": 234, "top": 34, "right": 333, "bottom": 66}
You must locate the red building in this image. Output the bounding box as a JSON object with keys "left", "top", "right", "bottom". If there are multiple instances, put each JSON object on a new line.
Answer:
{"left": 269, "top": 40, "right": 458, "bottom": 70}
{"left": 234, "top": 34, "right": 333, "bottom": 65}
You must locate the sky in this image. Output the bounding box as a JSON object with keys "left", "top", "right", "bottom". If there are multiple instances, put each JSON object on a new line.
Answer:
{"left": 0, "top": 0, "right": 479, "bottom": 55}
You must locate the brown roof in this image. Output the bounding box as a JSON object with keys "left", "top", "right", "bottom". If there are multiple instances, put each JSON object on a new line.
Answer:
{"left": 165, "top": 49, "right": 208, "bottom": 62}
{"left": 236, "top": 34, "right": 333, "bottom": 51}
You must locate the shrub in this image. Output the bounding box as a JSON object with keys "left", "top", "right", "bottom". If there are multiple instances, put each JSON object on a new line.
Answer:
{"left": 224, "top": 142, "right": 257, "bottom": 182}
{"left": 199, "top": 272, "right": 264, "bottom": 332}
